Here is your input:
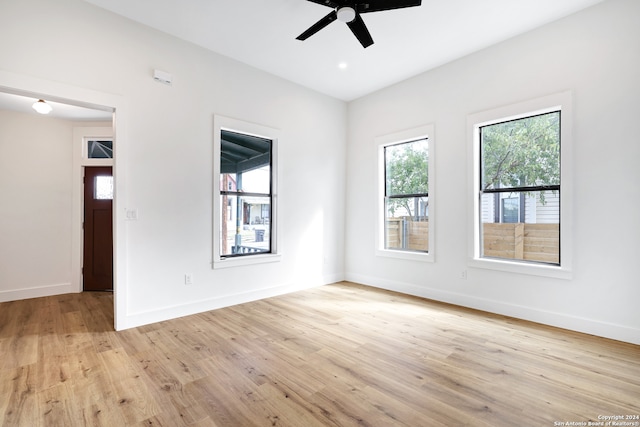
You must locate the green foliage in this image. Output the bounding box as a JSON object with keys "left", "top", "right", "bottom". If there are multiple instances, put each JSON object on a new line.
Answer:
{"left": 481, "top": 112, "right": 560, "bottom": 191}
{"left": 385, "top": 139, "right": 428, "bottom": 217}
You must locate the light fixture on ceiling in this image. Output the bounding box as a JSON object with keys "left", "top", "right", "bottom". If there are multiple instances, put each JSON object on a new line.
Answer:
{"left": 32, "top": 99, "right": 52, "bottom": 114}
{"left": 297, "top": 1, "right": 421, "bottom": 48}
{"left": 336, "top": 7, "right": 356, "bottom": 23}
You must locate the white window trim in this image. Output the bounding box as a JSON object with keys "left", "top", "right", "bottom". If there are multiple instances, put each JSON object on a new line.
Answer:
{"left": 375, "top": 124, "right": 435, "bottom": 263}
{"left": 467, "top": 91, "right": 573, "bottom": 279}
{"left": 212, "top": 115, "right": 281, "bottom": 269}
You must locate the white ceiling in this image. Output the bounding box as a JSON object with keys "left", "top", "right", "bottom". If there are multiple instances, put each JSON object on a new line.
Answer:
{"left": 0, "top": 90, "right": 112, "bottom": 121}
{"left": 83, "top": 0, "right": 604, "bottom": 101}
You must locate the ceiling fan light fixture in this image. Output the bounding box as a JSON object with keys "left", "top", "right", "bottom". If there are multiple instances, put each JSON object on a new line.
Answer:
{"left": 32, "top": 99, "right": 52, "bottom": 114}
{"left": 297, "top": 0, "right": 421, "bottom": 48}
{"left": 337, "top": 7, "right": 356, "bottom": 23}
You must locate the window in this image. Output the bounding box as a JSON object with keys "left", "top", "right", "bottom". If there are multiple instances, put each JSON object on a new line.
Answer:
{"left": 469, "top": 92, "right": 572, "bottom": 278}
{"left": 79, "top": 131, "right": 113, "bottom": 167}
{"left": 87, "top": 140, "right": 113, "bottom": 159}
{"left": 377, "top": 125, "right": 434, "bottom": 262}
{"left": 501, "top": 196, "right": 521, "bottom": 223}
{"left": 94, "top": 176, "right": 114, "bottom": 200}
{"left": 213, "top": 116, "right": 280, "bottom": 268}
{"left": 384, "top": 138, "right": 429, "bottom": 251}
{"left": 219, "top": 130, "right": 272, "bottom": 256}
{"left": 480, "top": 111, "right": 560, "bottom": 264}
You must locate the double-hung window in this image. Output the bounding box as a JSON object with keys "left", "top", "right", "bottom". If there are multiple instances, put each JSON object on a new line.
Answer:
{"left": 220, "top": 130, "right": 272, "bottom": 256}
{"left": 377, "top": 125, "right": 434, "bottom": 262}
{"left": 469, "top": 92, "right": 572, "bottom": 278}
{"left": 213, "top": 115, "right": 280, "bottom": 269}
{"left": 480, "top": 111, "right": 561, "bottom": 264}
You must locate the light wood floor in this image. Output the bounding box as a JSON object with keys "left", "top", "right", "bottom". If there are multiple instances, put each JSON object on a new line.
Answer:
{"left": 1, "top": 282, "right": 638, "bottom": 426}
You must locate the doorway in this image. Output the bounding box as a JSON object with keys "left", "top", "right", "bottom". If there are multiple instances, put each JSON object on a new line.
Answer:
{"left": 83, "top": 166, "right": 113, "bottom": 291}
{"left": 0, "top": 75, "right": 125, "bottom": 330}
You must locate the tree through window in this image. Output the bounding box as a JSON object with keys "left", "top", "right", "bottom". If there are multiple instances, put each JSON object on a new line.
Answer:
{"left": 479, "top": 111, "right": 560, "bottom": 264}
{"left": 384, "top": 138, "right": 429, "bottom": 253}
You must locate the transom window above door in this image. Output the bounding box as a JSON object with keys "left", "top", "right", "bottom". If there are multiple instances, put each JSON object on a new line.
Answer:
{"left": 87, "top": 140, "right": 113, "bottom": 159}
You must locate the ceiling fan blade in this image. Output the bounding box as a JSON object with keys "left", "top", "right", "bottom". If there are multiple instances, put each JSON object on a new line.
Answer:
{"left": 296, "top": 10, "right": 338, "bottom": 41}
{"left": 357, "top": 0, "right": 422, "bottom": 13}
{"left": 305, "top": 0, "right": 342, "bottom": 8}
{"left": 347, "top": 14, "right": 374, "bottom": 48}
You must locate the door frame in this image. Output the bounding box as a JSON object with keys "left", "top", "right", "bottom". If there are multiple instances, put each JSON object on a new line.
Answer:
{"left": 72, "top": 127, "right": 113, "bottom": 294}
{"left": 1, "top": 70, "right": 127, "bottom": 331}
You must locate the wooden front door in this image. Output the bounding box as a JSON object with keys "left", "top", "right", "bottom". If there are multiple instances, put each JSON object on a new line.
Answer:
{"left": 83, "top": 166, "right": 113, "bottom": 291}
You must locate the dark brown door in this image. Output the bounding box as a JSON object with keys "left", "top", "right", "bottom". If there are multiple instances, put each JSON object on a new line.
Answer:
{"left": 83, "top": 166, "right": 113, "bottom": 291}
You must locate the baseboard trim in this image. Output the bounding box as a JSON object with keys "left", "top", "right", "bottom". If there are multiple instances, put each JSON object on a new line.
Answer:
{"left": 118, "top": 273, "right": 345, "bottom": 331}
{"left": 345, "top": 272, "right": 640, "bottom": 345}
{"left": 0, "top": 283, "right": 75, "bottom": 303}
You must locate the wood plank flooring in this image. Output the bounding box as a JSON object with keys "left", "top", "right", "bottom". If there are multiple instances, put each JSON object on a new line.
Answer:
{"left": 1, "top": 282, "right": 639, "bottom": 426}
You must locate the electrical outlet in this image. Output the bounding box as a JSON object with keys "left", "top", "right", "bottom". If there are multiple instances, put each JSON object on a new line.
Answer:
{"left": 184, "top": 273, "right": 193, "bottom": 285}
{"left": 459, "top": 270, "right": 467, "bottom": 280}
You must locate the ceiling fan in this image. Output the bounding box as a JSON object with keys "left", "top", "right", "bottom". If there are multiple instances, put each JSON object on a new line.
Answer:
{"left": 296, "top": 0, "right": 422, "bottom": 48}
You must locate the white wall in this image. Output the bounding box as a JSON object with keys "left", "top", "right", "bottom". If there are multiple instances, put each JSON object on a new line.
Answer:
{"left": 345, "top": 0, "right": 640, "bottom": 344}
{"left": 1, "top": 111, "right": 71, "bottom": 300}
{"left": 0, "top": 0, "right": 347, "bottom": 329}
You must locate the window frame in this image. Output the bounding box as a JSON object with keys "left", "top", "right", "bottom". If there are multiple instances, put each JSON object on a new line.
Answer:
{"left": 468, "top": 92, "right": 573, "bottom": 279}
{"left": 82, "top": 137, "right": 114, "bottom": 166}
{"left": 376, "top": 124, "right": 435, "bottom": 263}
{"left": 213, "top": 115, "right": 281, "bottom": 269}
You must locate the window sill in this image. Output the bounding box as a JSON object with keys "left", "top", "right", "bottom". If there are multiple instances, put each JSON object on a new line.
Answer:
{"left": 213, "top": 253, "right": 282, "bottom": 270}
{"left": 376, "top": 248, "right": 434, "bottom": 263}
{"left": 468, "top": 257, "right": 572, "bottom": 280}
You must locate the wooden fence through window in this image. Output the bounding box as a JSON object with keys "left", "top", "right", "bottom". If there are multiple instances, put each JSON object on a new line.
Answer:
{"left": 482, "top": 223, "right": 559, "bottom": 264}
{"left": 386, "top": 220, "right": 559, "bottom": 264}
{"left": 386, "top": 218, "right": 428, "bottom": 252}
